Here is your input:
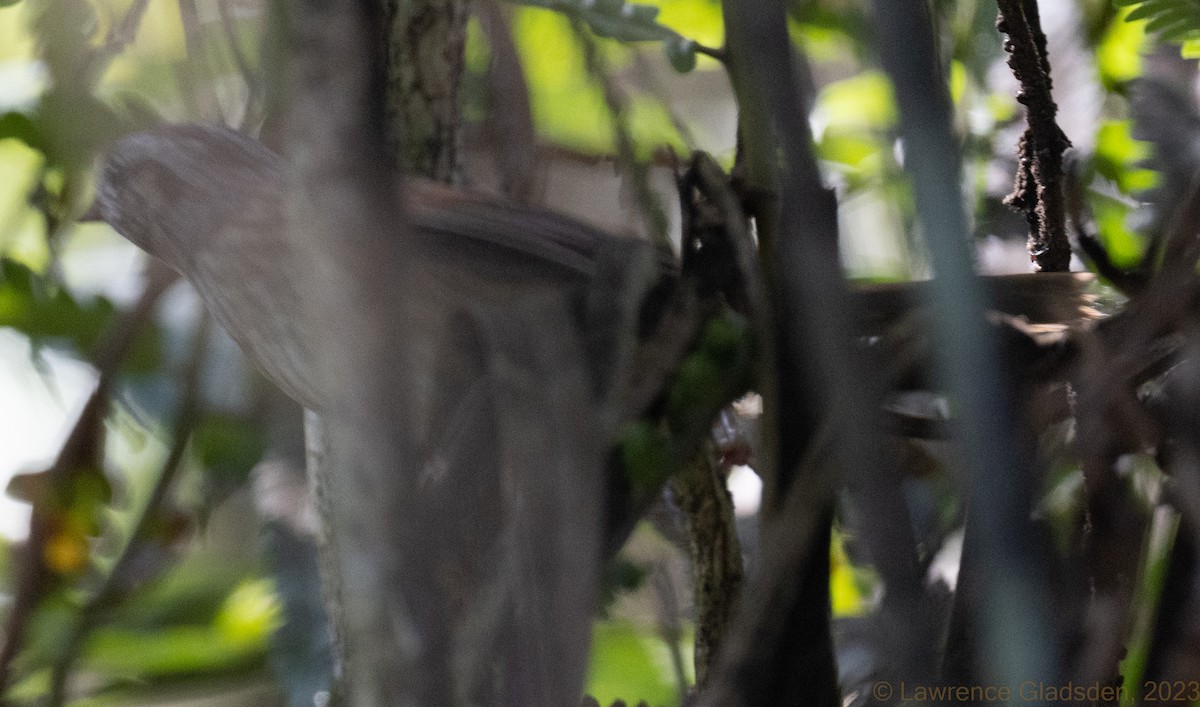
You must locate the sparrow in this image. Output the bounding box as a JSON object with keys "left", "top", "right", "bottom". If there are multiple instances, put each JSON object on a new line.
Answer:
{"left": 89, "top": 123, "right": 660, "bottom": 412}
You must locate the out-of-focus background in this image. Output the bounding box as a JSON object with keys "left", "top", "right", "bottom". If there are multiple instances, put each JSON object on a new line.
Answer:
{"left": 0, "top": 0, "right": 1187, "bottom": 703}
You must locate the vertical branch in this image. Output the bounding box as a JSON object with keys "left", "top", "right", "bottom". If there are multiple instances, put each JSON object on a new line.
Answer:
{"left": 711, "top": 1, "right": 932, "bottom": 702}
{"left": 871, "top": 0, "right": 1060, "bottom": 688}
{"left": 176, "top": 0, "right": 223, "bottom": 119}
{"left": 381, "top": 0, "right": 470, "bottom": 181}
{"left": 283, "top": 0, "right": 431, "bottom": 702}
{"left": 997, "top": 0, "right": 1072, "bottom": 272}
{"left": 475, "top": 0, "right": 538, "bottom": 201}
{"left": 668, "top": 445, "right": 743, "bottom": 689}
{"left": 717, "top": 3, "right": 843, "bottom": 701}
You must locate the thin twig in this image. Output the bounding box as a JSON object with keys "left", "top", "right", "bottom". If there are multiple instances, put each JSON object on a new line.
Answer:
{"left": 0, "top": 262, "right": 173, "bottom": 695}
{"left": 630, "top": 52, "right": 698, "bottom": 151}
{"left": 214, "top": 0, "right": 263, "bottom": 131}
{"left": 477, "top": 0, "right": 539, "bottom": 201}
{"left": 681, "top": 153, "right": 777, "bottom": 482}
{"left": 87, "top": 0, "right": 153, "bottom": 82}
{"left": 1063, "top": 160, "right": 1149, "bottom": 294}
{"left": 570, "top": 19, "right": 673, "bottom": 252}
{"left": 649, "top": 563, "right": 690, "bottom": 702}
{"left": 693, "top": 43, "right": 727, "bottom": 63}
{"left": 48, "top": 315, "right": 211, "bottom": 705}
{"left": 176, "top": 0, "right": 223, "bottom": 121}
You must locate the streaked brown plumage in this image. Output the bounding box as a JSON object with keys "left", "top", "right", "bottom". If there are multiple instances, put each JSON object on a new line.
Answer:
{"left": 92, "top": 124, "right": 647, "bottom": 411}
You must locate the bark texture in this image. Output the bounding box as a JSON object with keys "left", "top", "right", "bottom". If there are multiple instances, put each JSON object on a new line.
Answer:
{"left": 382, "top": 0, "right": 470, "bottom": 181}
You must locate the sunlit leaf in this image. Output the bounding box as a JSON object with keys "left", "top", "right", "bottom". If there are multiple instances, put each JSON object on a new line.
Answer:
{"left": 126, "top": 0, "right": 187, "bottom": 61}
{"left": 1111, "top": 0, "right": 1196, "bottom": 59}
{"left": 818, "top": 129, "right": 884, "bottom": 172}
{"left": 105, "top": 555, "right": 252, "bottom": 628}
{"left": 949, "top": 60, "right": 968, "bottom": 105}
{"left": 1098, "top": 8, "right": 1147, "bottom": 85}
{"left": 625, "top": 94, "right": 685, "bottom": 152}
{"left": 815, "top": 71, "right": 897, "bottom": 131}
{"left": 979, "top": 93, "right": 1015, "bottom": 126}
{"left": 1093, "top": 120, "right": 1159, "bottom": 194}
{"left": 214, "top": 578, "right": 283, "bottom": 647}
{"left": 512, "top": 8, "right": 682, "bottom": 154}
{"left": 586, "top": 620, "right": 683, "bottom": 707}
{"left": 644, "top": 0, "right": 722, "bottom": 48}
{"left": 830, "top": 529, "right": 878, "bottom": 618}
{"left": 1091, "top": 194, "right": 1146, "bottom": 268}
{"left": 85, "top": 624, "right": 265, "bottom": 677}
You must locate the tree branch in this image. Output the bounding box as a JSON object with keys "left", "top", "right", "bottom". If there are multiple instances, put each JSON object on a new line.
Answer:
{"left": 997, "top": 0, "right": 1073, "bottom": 272}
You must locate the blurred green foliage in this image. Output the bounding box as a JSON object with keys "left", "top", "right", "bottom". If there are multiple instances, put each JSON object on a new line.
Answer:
{"left": 586, "top": 620, "right": 689, "bottom": 706}
{"left": 1114, "top": 0, "right": 1200, "bottom": 55}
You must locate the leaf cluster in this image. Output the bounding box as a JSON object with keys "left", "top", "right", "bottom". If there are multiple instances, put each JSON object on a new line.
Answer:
{"left": 1115, "top": 0, "right": 1200, "bottom": 55}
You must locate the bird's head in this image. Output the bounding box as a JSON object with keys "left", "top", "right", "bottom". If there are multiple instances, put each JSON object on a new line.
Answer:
{"left": 89, "top": 124, "right": 282, "bottom": 266}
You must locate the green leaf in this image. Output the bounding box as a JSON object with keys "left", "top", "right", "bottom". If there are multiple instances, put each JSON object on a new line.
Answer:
{"left": 814, "top": 71, "right": 897, "bottom": 131}
{"left": 1112, "top": 0, "right": 1200, "bottom": 58}
{"left": 1093, "top": 120, "right": 1159, "bottom": 194}
{"left": 510, "top": 0, "right": 681, "bottom": 44}
{"left": 948, "top": 60, "right": 968, "bottom": 105}
{"left": 214, "top": 578, "right": 283, "bottom": 648}
{"left": 644, "top": 0, "right": 723, "bottom": 48}
{"left": 817, "top": 129, "right": 885, "bottom": 174}
{"left": 586, "top": 620, "right": 683, "bottom": 706}
{"left": 0, "top": 258, "right": 161, "bottom": 372}
{"left": 830, "top": 529, "right": 879, "bottom": 617}
{"left": 1098, "top": 6, "right": 1148, "bottom": 85}
{"left": 511, "top": 8, "right": 685, "bottom": 154}
{"left": 192, "top": 414, "right": 265, "bottom": 483}
{"left": 619, "top": 420, "right": 672, "bottom": 489}
{"left": 593, "top": 0, "right": 624, "bottom": 15}
{"left": 1092, "top": 194, "right": 1146, "bottom": 268}
{"left": 0, "top": 111, "right": 44, "bottom": 151}
{"left": 697, "top": 309, "right": 749, "bottom": 366}
{"left": 663, "top": 35, "right": 696, "bottom": 72}
{"left": 597, "top": 556, "right": 647, "bottom": 617}
{"left": 625, "top": 4, "right": 660, "bottom": 25}
{"left": 84, "top": 624, "right": 265, "bottom": 677}
{"left": 584, "top": 9, "right": 669, "bottom": 41}
{"left": 0, "top": 258, "right": 111, "bottom": 346}
{"left": 666, "top": 354, "right": 724, "bottom": 428}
